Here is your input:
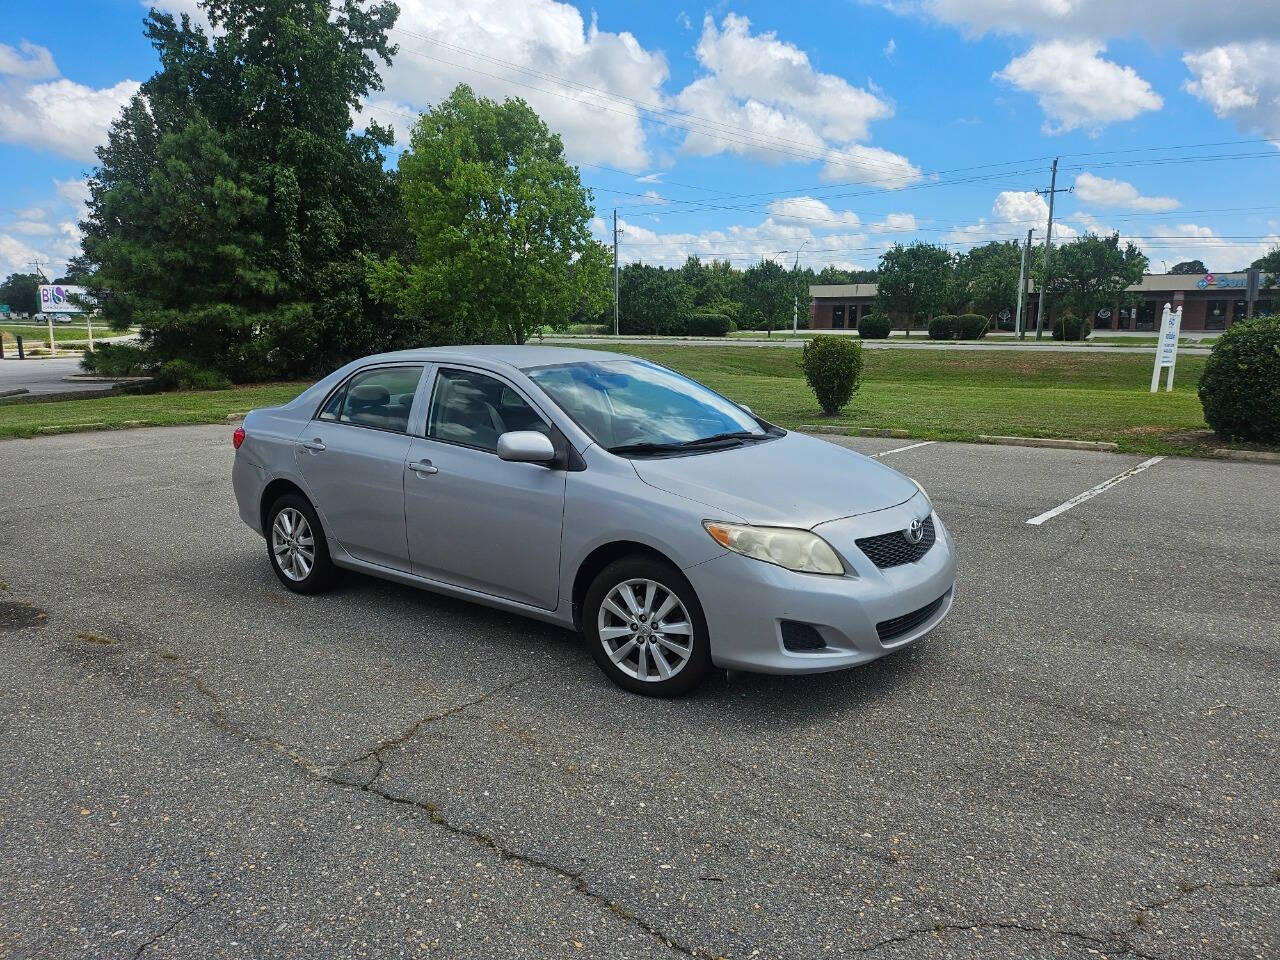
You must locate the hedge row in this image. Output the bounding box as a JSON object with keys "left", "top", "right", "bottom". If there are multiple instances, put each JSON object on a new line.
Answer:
{"left": 928, "top": 313, "right": 990, "bottom": 340}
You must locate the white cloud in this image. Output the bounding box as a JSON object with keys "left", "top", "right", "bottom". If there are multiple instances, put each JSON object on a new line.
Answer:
{"left": 0, "top": 232, "right": 41, "bottom": 278}
{"left": 1139, "top": 223, "right": 1280, "bottom": 272}
{"left": 54, "top": 178, "right": 91, "bottom": 216}
{"left": 994, "top": 41, "right": 1162, "bottom": 135}
{"left": 887, "top": 1, "right": 1280, "bottom": 48}
{"left": 0, "top": 41, "right": 58, "bottom": 81}
{"left": 1073, "top": 173, "right": 1179, "bottom": 212}
{"left": 8, "top": 220, "right": 54, "bottom": 236}
{"left": 635, "top": 172, "right": 664, "bottom": 183}
{"left": 1184, "top": 42, "right": 1280, "bottom": 142}
{"left": 883, "top": 38, "right": 896, "bottom": 58}
{"left": 674, "top": 14, "right": 910, "bottom": 180}
{"left": 0, "top": 42, "right": 139, "bottom": 161}
{"left": 821, "top": 143, "right": 923, "bottom": 187}
{"left": 767, "top": 196, "right": 861, "bottom": 227}
{"left": 359, "top": 0, "right": 670, "bottom": 170}
{"left": 872, "top": 212, "right": 917, "bottom": 232}
{"left": 947, "top": 189, "right": 1077, "bottom": 248}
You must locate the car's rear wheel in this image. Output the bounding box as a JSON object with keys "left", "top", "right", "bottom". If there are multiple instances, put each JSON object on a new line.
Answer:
{"left": 583, "top": 556, "right": 712, "bottom": 697}
{"left": 266, "top": 493, "right": 337, "bottom": 594}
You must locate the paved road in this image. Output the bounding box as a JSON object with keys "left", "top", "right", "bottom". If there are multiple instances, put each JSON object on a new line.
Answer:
{"left": 0, "top": 426, "right": 1276, "bottom": 959}
{"left": 538, "top": 336, "right": 1213, "bottom": 356}
{"left": 0, "top": 356, "right": 124, "bottom": 397}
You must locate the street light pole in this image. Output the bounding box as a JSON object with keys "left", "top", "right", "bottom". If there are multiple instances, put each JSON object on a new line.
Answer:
{"left": 612, "top": 209, "right": 620, "bottom": 336}
{"left": 1014, "top": 228, "right": 1033, "bottom": 341}
{"left": 1033, "top": 158, "right": 1069, "bottom": 340}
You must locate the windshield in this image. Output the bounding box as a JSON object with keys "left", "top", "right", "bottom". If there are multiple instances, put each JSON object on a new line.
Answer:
{"left": 526, "top": 359, "right": 767, "bottom": 452}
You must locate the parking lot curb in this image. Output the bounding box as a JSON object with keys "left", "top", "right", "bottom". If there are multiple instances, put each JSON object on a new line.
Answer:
{"left": 0, "top": 388, "right": 29, "bottom": 399}
{"left": 799, "top": 425, "right": 911, "bottom": 437}
{"left": 1213, "top": 447, "right": 1280, "bottom": 463}
{"left": 978, "top": 435, "right": 1120, "bottom": 452}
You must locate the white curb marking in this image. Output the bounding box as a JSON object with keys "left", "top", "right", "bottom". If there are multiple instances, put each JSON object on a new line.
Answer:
{"left": 873, "top": 441, "right": 936, "bottom": 459}
{"left": 1026, "top": 456, "right": 1165, "bottom": 526}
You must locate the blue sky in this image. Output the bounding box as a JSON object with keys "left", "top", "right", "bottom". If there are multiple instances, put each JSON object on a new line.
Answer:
{"left": 3, "top": 0, "right": 1279, "bottom": 279}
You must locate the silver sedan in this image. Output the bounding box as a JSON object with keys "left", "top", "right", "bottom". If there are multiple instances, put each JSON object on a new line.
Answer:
{"left": 232, "top": 346, "right": 956, "bottom": 696}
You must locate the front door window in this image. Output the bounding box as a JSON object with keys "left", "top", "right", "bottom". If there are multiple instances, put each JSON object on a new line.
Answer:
{"left": 1136, "top": 302, "right": 1158, "bottom": 331}
{"left": 1206, "top": 300, "right": 1228, "bottom": 331}
{"left": 832, "top": 305, "right": 845, "bottom": 329}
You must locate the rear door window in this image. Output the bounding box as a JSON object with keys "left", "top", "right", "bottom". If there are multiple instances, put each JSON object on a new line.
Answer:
{"left": 318, "top": 366, "right": 423, "bottom": 434}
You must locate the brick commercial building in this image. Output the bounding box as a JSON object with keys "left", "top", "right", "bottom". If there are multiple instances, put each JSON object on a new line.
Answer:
{"left": 810, "top": 272, "right": 1276, "bottom": 333}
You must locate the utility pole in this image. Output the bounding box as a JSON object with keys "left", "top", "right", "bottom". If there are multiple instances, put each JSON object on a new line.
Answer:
{"left": 791, "top": 240, "right": 808, "bottom": 333}
{"left": 1032, "top": 158, "right": 1070, "bottom": 340}
{"left": 1014, "top": 228, "right": 1033, "bottom": 340}
{"left": 612, "top": 209, "right": 620, "bottom": 336}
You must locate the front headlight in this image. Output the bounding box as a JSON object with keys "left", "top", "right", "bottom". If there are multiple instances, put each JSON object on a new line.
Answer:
{"left": 703, "top": 521, "right": 845, "bottom": 575}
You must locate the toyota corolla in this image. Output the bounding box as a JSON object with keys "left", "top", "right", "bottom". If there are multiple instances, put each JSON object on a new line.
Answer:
{"left": 231, "top": 346, "right": 956, "bottom": 696}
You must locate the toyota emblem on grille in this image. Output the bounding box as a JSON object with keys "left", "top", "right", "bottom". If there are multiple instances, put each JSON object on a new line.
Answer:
{"left": 904, "top": 517, "right": 925, "bottom": 545}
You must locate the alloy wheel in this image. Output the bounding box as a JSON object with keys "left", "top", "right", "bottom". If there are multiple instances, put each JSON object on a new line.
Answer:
{"left": 597, "top": 578, "right": 694, "bottom": 682}
{"left": 271, "top": 507, "right": 316, "bottom": 582}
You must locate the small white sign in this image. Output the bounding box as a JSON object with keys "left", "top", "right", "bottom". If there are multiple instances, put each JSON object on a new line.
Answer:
{"left": 1150, "top": 303, "right": 1182, "bottom": 392}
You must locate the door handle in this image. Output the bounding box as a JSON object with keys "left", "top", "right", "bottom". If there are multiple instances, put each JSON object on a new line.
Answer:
{"left": 409, "top": 459, "right": 438, "bottom": 476}
{"left": 300, "top": 438, "right": 326, "bottom": 452}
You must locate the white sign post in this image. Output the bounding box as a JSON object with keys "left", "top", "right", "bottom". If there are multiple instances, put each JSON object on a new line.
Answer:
{"left": 1150, "top": 302, "right": 1182, "bottom": 392}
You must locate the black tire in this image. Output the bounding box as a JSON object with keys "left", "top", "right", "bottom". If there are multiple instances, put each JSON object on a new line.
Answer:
{"left": 265, "top": 493, "right": 338, "bottom": 594}
{"left": 583, "top": 556, "right": 712, "bottom": 697}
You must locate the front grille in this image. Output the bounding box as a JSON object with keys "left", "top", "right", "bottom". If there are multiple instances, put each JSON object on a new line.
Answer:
{"left": 856, "top": 516, "right": 935, "bottom": 568}
{"left": 781, "top": 620, "right": 826, "bottom": 652}
{"left": 876, "top": 593, "right": 947, "bottom": 644}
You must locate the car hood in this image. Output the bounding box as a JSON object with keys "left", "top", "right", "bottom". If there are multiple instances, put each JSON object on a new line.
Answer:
{"left": 630, "top": 431, "right": 919, "bottom": 528}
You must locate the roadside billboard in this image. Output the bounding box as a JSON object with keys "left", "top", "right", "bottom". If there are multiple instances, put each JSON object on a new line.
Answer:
{"left": 38, "top": 284, "right": 89, "bottom": 314}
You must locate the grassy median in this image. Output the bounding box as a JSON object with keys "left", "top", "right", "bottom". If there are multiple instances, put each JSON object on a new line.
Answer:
{"left": 0, "top": 344, "right": 1215, "bottom": 455}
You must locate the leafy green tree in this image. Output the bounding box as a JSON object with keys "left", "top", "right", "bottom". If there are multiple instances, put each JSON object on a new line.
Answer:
{"left": 80, "top": 0, "right": 407, "bottom": 381}
{"left": 1040, "top": 233, "right": 1148, "bottom": 325}
{"left": 618, "top": 263, "right": 692, "bottom": 334}
{"left": 1170, "top": 259, "right": 1208, "bottom": 275}
{"left": 960, "top": 241, "right": 1026, "bottom": 319}
{"left": 382, "top": 85, "right": 609, "bottom": 344}
{"left": 1251, "top": 246, "right": 1280, "bottom": 274}
{"left": 875, "top": 243, "right": 954, "bottom": 336}
{"left": 0, "top": 273, "right": 41, "bottom": 315}
{"left": 742, "top": 259, "right": 792, "bottom": 335}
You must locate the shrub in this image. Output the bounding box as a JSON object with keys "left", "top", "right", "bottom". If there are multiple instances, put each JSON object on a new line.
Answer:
{"left": 150, "top": 359, "right": 232, "bottom": 391}
{"left": 1052, "top": 315, "right": 1092, "bottom": 341}
{"left": 801, "top": 335, "right": 864, "bottom": 415}
{"left": 928, "top": 315, "right": 957, "bottom": 340}
{"left": 1198, "top": 314, "right": 1280, "bottom": 443}
{"left": 686, "top": 313, "right": 731, "bottom": 337}
{"left": 79, "top": 341, "right": 150, "bottom": 377}
{"left": 955, "top": 314, "right": 990, "bottom": 340}
{"left": 858, "top": 312, "right": 892, "bottom": 339}
{"left": 567, "top": 322, "right": 610, "bottom": 335}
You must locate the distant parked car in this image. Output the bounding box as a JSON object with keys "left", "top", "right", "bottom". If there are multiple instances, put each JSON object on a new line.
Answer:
{"left": 231, "top": 346, "right": 956, "bottom": 696}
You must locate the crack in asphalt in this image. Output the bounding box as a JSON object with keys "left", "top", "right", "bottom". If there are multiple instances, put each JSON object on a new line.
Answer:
{"left": 155, "top": 651, "right": 719, "bottom": 960}
{"left": 342, "top": 672, "right": 541, "bottom": 789}
{"left": 850, "top": 917, "right": 1164, "bottom": 959}
{"left": 133, "top": 894, "right": 217, "bottom": 957}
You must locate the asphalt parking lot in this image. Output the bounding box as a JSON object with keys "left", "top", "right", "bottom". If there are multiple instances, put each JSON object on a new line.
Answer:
{"left": 1, "top": 424, "right": 1276, "bottom": 959}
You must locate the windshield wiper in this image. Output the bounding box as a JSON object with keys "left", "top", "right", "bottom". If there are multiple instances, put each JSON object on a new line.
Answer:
{"left": 676, "top": 431, "right": 767, "bottom": 448}
{"left": 608, "top": 431, "right": 767, "bottom": 455}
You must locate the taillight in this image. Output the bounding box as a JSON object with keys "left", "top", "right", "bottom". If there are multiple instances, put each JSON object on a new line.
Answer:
{"left": 232, "top": 426, "right": 245, "bottom": 449}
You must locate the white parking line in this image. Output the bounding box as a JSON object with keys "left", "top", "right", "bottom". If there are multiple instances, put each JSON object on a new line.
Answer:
{"left": 873, "top": 440, "right": 936, "bottom": 459}
{"left": 1026, "top": 456, "right": 1166, "bottom": 526}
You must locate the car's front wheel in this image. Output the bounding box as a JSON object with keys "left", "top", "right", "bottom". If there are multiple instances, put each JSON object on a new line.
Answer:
{"left": 266, "top": 493, "right": 337, "bottom": 594}
{"left": 583, "top": 556, "right": 712, "bottom": 696}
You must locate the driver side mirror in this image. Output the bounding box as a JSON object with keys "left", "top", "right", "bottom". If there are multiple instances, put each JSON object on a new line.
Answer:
{"left": 739, "top": 403, "right": 753, "bottom": 415}
{"left": 497, "top": 430, "right": 556, "bottom": 464}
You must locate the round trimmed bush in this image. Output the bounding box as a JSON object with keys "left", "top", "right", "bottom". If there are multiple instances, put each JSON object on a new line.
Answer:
{"left": 858, "top": 312, "right": 892, "bottom": 339}
{"left": 1052, "top": 315, "right": 1092, "bottom": 341}
{"left": 801, "top": 335, "right": 864, "bottom": 415}
{"left": 686, "top": 313, "right": 731, "bottom": 337}
{"left": 955, "top": 314, "right": 990, "bottom": 340}
{"left": 1198, "top": 314, "right": 1280, "bottom": 443}
{"left": 928, "top": 315, "right": 957, "bottom": 340}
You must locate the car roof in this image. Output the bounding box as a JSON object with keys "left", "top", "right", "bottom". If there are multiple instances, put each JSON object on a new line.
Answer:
{"left": 365, "top": 344, "right": 639, "bottom": 371}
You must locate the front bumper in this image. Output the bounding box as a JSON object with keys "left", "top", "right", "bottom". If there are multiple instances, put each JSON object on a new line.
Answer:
{"left": 685, "top": 497, "right": 956, "bottom": 674}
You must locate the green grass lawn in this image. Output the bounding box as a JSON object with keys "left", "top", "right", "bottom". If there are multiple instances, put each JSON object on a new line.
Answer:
{"left": 0, "top": 344, "right": 1219, "bottom": 456}
{"left": 1, "top": 323, "right": 133, "bottom": 346}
